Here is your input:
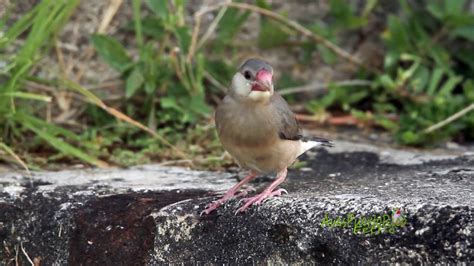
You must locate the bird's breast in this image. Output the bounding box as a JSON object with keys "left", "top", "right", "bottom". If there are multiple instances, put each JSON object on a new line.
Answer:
{"left": 215, "top": 100, "right": 299, "bottom": 173}
{"left": 217, "top": 103, "right": 278, "bottom": 147}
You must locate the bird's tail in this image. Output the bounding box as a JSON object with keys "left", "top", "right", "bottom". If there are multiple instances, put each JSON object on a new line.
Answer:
{"left": 302, "top": 136, "right": 333, "bottom": 147}
{"left": 298, "top": 137, "right": 333, "bottom": 156}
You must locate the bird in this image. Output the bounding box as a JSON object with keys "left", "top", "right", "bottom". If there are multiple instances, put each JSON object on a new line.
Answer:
{"left": 202, "top": 58, "right": 333, "bottom": 215}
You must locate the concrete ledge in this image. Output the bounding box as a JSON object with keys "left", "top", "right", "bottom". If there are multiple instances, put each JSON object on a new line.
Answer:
{"left": 0, "top": 143, "right": 472, "bottom": 264}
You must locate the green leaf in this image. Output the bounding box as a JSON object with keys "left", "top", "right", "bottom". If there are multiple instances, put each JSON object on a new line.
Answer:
{"left": 362, "top": 0, "right": 378, "bottom": 17}
{"left": 277, "top": 73, "right": 304, "bottom": 89}
{"left": 463, "top": 80, "right": 474, "bottom": 101}
{"left": 204, "top": 59, "right": 234, "bottom": 88}
{"left": 453, "top": 47, "right": 474, "bottom": 71}
{"left": 215, "top": 8, "right": 251, "bottom": 44}
{"left": 427, "top": 67, "right": 444, "bottom": 96}
{"left": 141, "top": 17, "right": 165, "bottom": 38}
{"left": 28, "top": 124, "right": 106, "bottom": 167}
{"left": 385, "top": 16, "right": 411, "bottom": 52}
{"left": 124, "top": 17, "right": 165, "bottom": 39}
{"left": 374, "top": 103, "right": 396, "bottom": 113}
{"left": 258, "top": 17, "right": 290, "bottom": 49}
{"left": 375, "top": 116, "right": 398, "bottom": 131}
{"left": 307, "top": 84, "right": 339, "bottom": 112}
{"left": 160, "top": 97, "right": 180, "bottom": 111}
{"left": 189, "top": 94, "right": 210, "bottom": 116}
{"left": 194, "top": 53, "right": 205, "bottom": 92}
{"left": 379, "top": 74, "right": 396, "bottom": 90}
{"left": 411, "top": 65, "right": 430, "bottom": 93}
{"left": 132, "top": 0, "right": 144, "bottom": 48}
{"left": 350, "top": 109, "right": 370, "bottom": 121}
{"left": 16, "top": 111, "right": 82, "bottom": 141}
{"left": 145, "top": 0, "right": 168, "bottom": 19}
{"left": 91, "top": 34, "right": 132, "bottom": 72}
{"left": 445, "top": 0, "right": 466, "bottom": 15}
{"left": 453, "top": 26, "right": 474, "bottom": 41}
{"left": 438, "top": 75, "right": 463, "bottom": 96}
{"left": 16, "top": 113, "right": 107, "bottom": 167}
{"left": 317, "top": 45, "right": 337, "bottom": 65}
{"left": 256, "top": 0, "right": 271, "bottom": 9}
{"left": 174, "top": 26, "right": 191, "bottom": 54}
{"left": 399, "top": 60, "right": 420, "bottom": 82}
{"left": 125, "top": 67, "right": 145, "bottom": 98}
{"left": 144, "top": 81, "right": 156, "bottom": 95}
{"left": 427, "top": 2, "right": 444, "bottom": 20}
{"left": 0, "top": 3, "right": 39, "bottom": 49}
{"left": 400, "top": 131, "right": 419, "bottom": 145}
{"left": 384, "top": 51, "right": 400, "bottom": 70}
{"left": 347, "top": 90, "right": 368, "bottom": 104}
{"left": 329, "top": 0, "right": 367, "bottom": 29}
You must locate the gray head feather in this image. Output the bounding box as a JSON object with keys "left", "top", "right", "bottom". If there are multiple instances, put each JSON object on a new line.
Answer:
{"left": 238, "top": 58, "right": 273, "bottom": 80}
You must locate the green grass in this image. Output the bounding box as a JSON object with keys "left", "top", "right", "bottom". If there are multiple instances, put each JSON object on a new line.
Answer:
{"left": 0, "top": 0, "right": 106, "bottom": 167}
{"left": 305, "top": 0, "right": 474, "bottom": 146}
{"left": 0, "top": 0, "right": 473, "bottom": 170}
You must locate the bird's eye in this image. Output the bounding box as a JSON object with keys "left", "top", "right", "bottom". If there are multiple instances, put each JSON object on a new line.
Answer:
{"left": 243, "top": 71, "right": 251, "bottom": 80}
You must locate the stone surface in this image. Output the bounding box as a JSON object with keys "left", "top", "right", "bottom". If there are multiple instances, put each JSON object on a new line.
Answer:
{"left": 0, "top": 142, "right": 473, "bottom": 264}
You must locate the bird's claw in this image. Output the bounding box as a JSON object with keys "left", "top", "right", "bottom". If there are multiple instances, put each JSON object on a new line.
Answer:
{"left": 201, "top": 187, "right": 255, "bottom": 215}
{"left": 235, "top": 188, "right": 288, "bottom": 214}
{"left": 234, "top": 187, "right": 256, "bottom": 197}
{"left": 200, "top": 198, "right": 226, "bottom": 215}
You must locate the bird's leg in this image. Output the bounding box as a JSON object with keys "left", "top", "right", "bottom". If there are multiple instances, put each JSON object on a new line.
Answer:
{"left": 236, "top": 168, "right": 288, "bottom": 214}
{"left": 201, "top": 172, "right": 258, "bottom": 215}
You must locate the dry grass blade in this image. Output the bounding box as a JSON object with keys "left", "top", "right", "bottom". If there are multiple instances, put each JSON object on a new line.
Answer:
{"left": 187, "top": 9, "right": 202, "bottom": 63}
{"left": 196, "top": 5, "right": 228, "bottom": 51}
{"left": 424, "top": 103, "right": 474, "bottom": 134}
{"left": 188, "top": 2, "right": 380, "bottom": 74}
{"left": 75, "top": 0, "right": 123, "bottom": 82}
{"left": 187, "top": 2, "right": 230, "bottom": 62}
{"left": 62, "top": 79, "right": 192, "bottom": 163}
{"left": 0, "top": 142, "right": 31, "bottom": 178}
{"left": 97, "top": 0, "right": 123, "bottom": 34}
{"left": 204, "top": 70, "right": 227, "bottom": 93}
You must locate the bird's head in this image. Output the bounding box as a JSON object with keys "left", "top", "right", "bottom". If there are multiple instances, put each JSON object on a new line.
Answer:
{"left": 229, "top": 58, "right": 274, "bottom": 102}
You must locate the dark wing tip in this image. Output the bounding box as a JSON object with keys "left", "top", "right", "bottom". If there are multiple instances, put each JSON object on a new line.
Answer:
{"left": 279, "top": 132, "right": 303, "bottom": 141}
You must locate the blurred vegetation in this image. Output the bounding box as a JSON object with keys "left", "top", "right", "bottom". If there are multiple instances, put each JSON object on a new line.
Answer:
{"left": 310, "top": 0, "right": 474, "bottom": 145}
{"left": 0, "top": 0, "right": 473, "bottom": 169}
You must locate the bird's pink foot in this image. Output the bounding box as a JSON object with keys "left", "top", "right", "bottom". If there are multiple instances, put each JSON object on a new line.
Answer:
{"left": 200, "top": 187, "right": 256, "bottom": 215}
{"left": 201, "top": 199, "right": 225, "bottom": 215}
{"left": 200, "top": 172, "right": 258, "bottom": 215}
{"left": 236, "top": 188, "right": 288, "bottom": 214}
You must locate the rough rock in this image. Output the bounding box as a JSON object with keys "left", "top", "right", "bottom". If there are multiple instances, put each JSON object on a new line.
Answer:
{"left": 0, "top": 142, "right": 472, "bottom": 264}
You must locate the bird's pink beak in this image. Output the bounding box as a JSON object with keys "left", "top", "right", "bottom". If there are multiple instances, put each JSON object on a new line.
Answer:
{"left": 252, "top": 69, "right": 273, "bottom": 91}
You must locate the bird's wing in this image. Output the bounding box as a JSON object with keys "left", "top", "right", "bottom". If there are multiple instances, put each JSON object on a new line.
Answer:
{"left": 272, "top": 93, "right": 333, "bottom": 147}
{"left": 271, "top": 93, "right": 303, "bottom": 141}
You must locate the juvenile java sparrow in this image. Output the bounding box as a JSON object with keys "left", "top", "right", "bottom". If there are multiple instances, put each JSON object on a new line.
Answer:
{"left": 202, "top": 58, "right": 332, "bottom": 215}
